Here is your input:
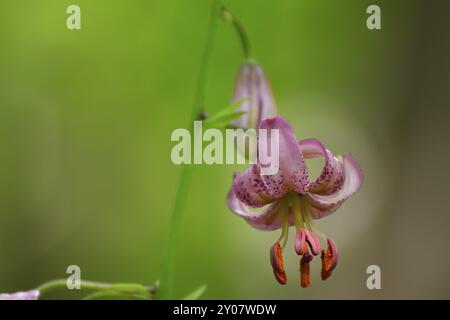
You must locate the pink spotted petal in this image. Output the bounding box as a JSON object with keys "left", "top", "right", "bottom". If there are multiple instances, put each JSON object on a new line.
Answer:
{"left": 227, "top": 188, "right": 294, "bottom": 231}
{"left": 305, "top": 202, "right": 341, "bottom": 220}
{"left": 259, "top": 116, "right": 309, "bottom": 195}
{"left": 232, "top": 165, "right": 275, "bottom": 208}
{"left": 299, "top": 139, "right": 345, "bottom": 194}
{"left": 306, "top": 154, "right": 363, "bottom": 219}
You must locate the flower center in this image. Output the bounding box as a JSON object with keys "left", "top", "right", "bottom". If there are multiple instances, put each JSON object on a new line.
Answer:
{"left": 285, "top": 193, "right": 313, "bottom": 231}
{"left": 270, "top": 193, "right": 339, "bottom": 287}
{"left": 277, "top": 193, "right": 316, "bottom": 249}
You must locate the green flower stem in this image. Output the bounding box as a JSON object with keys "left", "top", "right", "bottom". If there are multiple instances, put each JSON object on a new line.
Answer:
{"left": 220, "top": 5, "right": 252, "bottom": 60}
{"left": 37, "top": 279, "right": 156, "bottom": 298}
{"left": 157, "top": 0, "right": 221, "bottom": 300}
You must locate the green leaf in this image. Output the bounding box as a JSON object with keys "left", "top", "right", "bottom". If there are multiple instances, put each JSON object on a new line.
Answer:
{"left": 203, "top": 111, "right": 246, "bottom": 129}
{"left": 203, "top": 98, "right": 247, "bottom": 129}
{"left": 182, "top": 285, "right": 207, "bottom": 300}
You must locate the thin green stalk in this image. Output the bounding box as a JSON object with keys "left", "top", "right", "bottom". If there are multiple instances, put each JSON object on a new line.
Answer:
{"left": 220, "top": 5, "right": 252, "bottom": 60}
{"left": 37, "top": 279, "right": 155, "bottom": 298}
{"left": 38, "top": 279, "right": 110, "bottom": 295}
{"left": 157, "top": 0, "right": 221, "bottom": 300}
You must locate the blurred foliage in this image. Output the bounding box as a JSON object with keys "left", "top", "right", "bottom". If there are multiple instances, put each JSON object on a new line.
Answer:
{"left": 0, "top": 0, "right": 449, "bottom": 299}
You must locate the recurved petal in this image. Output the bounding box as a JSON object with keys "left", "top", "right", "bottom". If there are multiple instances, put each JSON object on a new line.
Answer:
{"left": 299, "top": 139, "right": 344, "bottom": 194}
{"left": 305, "top": 154, "right": 363, "bottom": 218}
{"left": 305, "top": 201, "right": 341, "bottom": 220}
{"left": 227, "top": 188, "right": 292, "bottom": 231}
{"left": 259, "top": 116, "right": 309, "bottom": 195}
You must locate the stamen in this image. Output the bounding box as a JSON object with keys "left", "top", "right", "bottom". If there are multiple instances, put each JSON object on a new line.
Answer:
{"left": 270, "top": 242, "right": 287, "bottom": 285}
{"left": 293, "top": 197, "right": 304, "bottom": 230}
{"left": 294, "top": 229, "right": 307, "bottom": 255}
{"left": 321, "top": 238, "right": 338, "bottom": 280}
{"left": 305, "top": 230, "right": 321, "bottom": 256}
{"left": 277, "top": 203, "right": 288, "bottom": 242}
{"left": 300, "top": 199, "right": 314, "bottom": 230}
{"left": 300, "top": 252, "right": 313, "bottom": 288}
{"left": 279, "top": 210, "right": 289, "bottom": 249}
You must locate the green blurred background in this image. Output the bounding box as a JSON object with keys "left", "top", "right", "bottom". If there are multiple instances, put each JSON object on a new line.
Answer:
{"left": 1, "top": 0, "right": 449, "bottom": 299}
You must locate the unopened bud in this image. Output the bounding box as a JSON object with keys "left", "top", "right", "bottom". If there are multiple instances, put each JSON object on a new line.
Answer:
{"left": 231, "top": 62, "right": 277, "bottom": 129}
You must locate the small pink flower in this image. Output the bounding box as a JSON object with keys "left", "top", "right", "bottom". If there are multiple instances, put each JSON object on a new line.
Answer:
{"left": 227, "top": 116, "right": 363, "bottom": 287}
{"left": 0, "top": 289, "right": 40, "bottom": 300}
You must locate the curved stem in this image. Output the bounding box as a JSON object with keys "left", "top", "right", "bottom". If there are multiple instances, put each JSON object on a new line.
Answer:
{"left": 221, "top": 5, "right": 252, "bottom": 60}
{"left": 157, "top": 0, "right": 221, "bottom": 300}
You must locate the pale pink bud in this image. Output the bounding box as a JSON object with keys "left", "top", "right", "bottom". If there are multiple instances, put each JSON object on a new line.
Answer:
{"left": 231, "top": 62, "right": 277, "bottom": 129}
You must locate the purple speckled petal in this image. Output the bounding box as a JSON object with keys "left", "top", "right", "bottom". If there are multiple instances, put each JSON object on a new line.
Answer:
{"left": 305, "top": 154, "right": 363, "bottom": 219}
{"left": 299, "top": 139, "right": 344, "bottom": 195}
{"left": 227, "top": 189, "right": 294, "bottom": 231}
{"left": 232, "top": 164, "right": 275, "bottom": 208}
{"left": 259, "top": 116, "right": 309, "bottom": 195}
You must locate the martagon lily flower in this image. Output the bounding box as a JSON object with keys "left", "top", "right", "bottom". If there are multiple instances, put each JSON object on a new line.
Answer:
{"left": 227, "top": 116, "right": 363, "bottom": 287}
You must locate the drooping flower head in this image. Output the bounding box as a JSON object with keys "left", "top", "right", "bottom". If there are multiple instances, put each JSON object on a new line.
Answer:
{"left": 231, "top": 62, "right": 277, "bottom": 129}
{"left": 227, "top": 116, "right": 363, "bottom": 287}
